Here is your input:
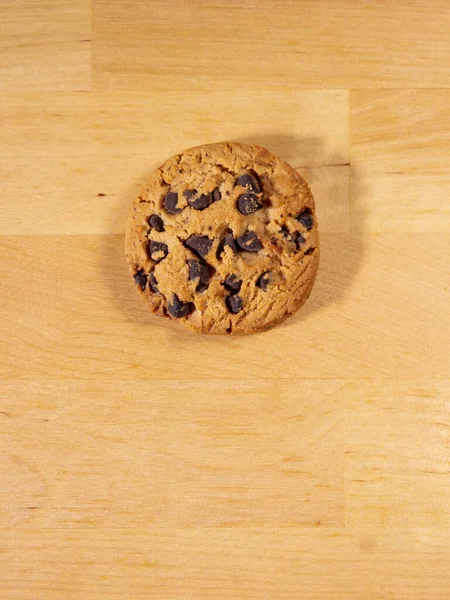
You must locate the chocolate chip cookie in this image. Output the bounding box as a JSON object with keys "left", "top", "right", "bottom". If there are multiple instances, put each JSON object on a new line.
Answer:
{"left": 125, "top": 142, "right": 319, "bottom": 334}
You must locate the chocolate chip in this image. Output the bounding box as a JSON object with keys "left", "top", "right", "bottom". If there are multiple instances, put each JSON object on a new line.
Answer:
{"left": 280, "top": 226, "right": 305, "bottom": 249}
{"left": 133, "top": 269, "right": 147, "bottom": 291}
{"left": 167, "top": 294, "right": 193, "bottom": 318}
{"left": 236, "top": 231, "right": 263, "bottom": 252}
{"left": 149, "top": 272, "right": 159, "bottom": 293}
{"left": 200, "top": 269, "right": 211, "bottom": 287}
{"left": 223, "top": 274, "right": 242, "bottom": 294}
{"left": 147, "top": 214, "right": 165, "bottom": 232}
{"left": 163, "top": 191, "right": 182, "bottom": 214}
{"left": 256, "top": 271, "right": 270, "bottom": 291}
{"left": 225, "top": 233, "right": 238, "bottom": 254}
{"left": 236, "top": 172, "right": 261, "bottom": 194}
{"left": 280, "top": 225, "right": 291, "bottom": 239}
{"left": 183, "top": 189, "right": 197, "bottom": 200}
{"left": 226, "top": 294, "right": 243, "bottom": 314}
{"left": 216, "top": 229, "right": 238, "bottom": 260}
{"left": 185, "top": 235, "right": 213, "bottom": 259}
{"left": 293, "top": 231, "right": 306, "bottom": 250}
{"left": 188, "top": 192, "right": 213, "bottom": 211}
{"left": 296, "top": 209, "right": 313, "bottom": 230}
{"left": 188, "top": 259, "right": 202, "bottom": 281}
{"left": 304, "top": 247, "right": 315, "bottom": 255}
{"left": 148, "top": 241, "right": 168, "bottom": 263}
{"left": 188, "top": 259, "right": 210, "bottom": 292}
{"left": 236, "top": 193, "right": 263, "bottom": 215}
{"left": 212, "top": 188, "right": 222, "bottom": 202}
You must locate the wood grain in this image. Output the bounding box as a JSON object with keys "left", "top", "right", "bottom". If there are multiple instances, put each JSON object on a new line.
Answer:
{"left": 0, "top": 379, "right": 344, "bottom": 528}
{"left": 351, "top": 90, "right": 450, "bottom": 232}
{"left": 1, "top": 0, "right": 450, "bottom": 597}
{"left": 1, "top": 234, "right": 448, "bottom": 380}
{"left": 92, "top": 0, "right": 450, "bottom": 90}
{"left": 0, "top": 90, "right": 348, "bottom": 234}
{"left": 0, "top": 0, "right": 91, "bottom": 91}
{"left": 2, "top": 528, "right": 450, "bottom": 600}
{"left": 346, "top": 380, "right": 450, "bottom": 527}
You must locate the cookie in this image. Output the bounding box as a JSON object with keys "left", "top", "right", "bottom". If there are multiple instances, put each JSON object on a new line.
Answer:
{"left": 125, "top": 142, "right": 319, "bottom": 334}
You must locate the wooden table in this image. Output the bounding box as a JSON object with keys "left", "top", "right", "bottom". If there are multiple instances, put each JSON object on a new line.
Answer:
{"left": 1, "top": 1, "right": 449, "bottom": 598}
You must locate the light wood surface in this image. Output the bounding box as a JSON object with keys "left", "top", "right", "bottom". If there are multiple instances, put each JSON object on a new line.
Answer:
{"left": 1, "top": 1, "right": 449, "bottom": 599}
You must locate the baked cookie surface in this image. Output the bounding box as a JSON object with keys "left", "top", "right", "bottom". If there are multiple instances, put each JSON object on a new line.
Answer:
{"left": 125, "top": 142, "right": 319, "bottom": 334}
